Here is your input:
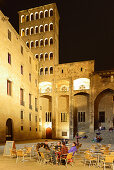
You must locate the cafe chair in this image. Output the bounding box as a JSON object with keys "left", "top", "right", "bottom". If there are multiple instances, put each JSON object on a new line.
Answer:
{"left": 102, "top": 155, "right": 114, "bottom": 170}
{"left": 10, "top": 148, "right": 17, "bottom": 158}
{"left": 40, "top": 152, "right": 51, "bottom": 164}
{"left": 16, "top": 149, "right": 27, "bottom": 163}
{"left": 84, "top": 152, "right": 97, "bottom": 168}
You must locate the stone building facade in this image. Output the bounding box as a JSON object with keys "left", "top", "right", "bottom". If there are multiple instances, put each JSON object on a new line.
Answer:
{"left": 0, "top": 3, "right": 114, "bottom": 142}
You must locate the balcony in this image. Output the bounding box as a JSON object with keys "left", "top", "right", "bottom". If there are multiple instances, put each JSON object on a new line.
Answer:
{"left": 29, "top": 104, "right": 32, "bottom": 110}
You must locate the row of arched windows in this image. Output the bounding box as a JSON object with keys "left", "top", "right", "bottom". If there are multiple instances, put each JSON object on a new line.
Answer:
{"left": 35, "top": 52, "right": 53, "bottom": 61}
{"left": 21, "top": 8, "right": 53, "bottom": 23}
{"left": 40, "top": 67, "right": 53, "bottom": 75}
{"left": 26, "top": 38, "right": 53, "bottom": 48}
{"left": 21, "top": 23, "right": 53, "bottom": 36}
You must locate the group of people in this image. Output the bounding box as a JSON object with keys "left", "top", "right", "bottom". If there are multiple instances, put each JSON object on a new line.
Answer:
{"left": 36, "top": 140, "right": 77, "bottom": 164}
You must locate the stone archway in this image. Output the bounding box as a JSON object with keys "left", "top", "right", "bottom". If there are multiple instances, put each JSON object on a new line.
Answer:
{"left": 6, "top": 118, "right": 13, "bottom": 141}
{"left": 94, "top": 88, "right": 114, "bottom": 130}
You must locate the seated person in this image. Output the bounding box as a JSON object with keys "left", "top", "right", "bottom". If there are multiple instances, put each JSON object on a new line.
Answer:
{"left": 44, "top": 140, "right": 50, "bottom": 150}
{"left": 60, "top": 142, "right": 68, "bottom": 156}
{"left": 96, "top": 135, "right": 102, "bottom": 142}
{"left": 55, "top": 141, "right": 61, "bottom": 151}
{"left": 68, "top": 142, "right": 77, "bottom": 155}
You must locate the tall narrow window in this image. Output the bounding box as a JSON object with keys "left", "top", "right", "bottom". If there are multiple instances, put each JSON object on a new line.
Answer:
{"left": 40, "top": 68, "right": 43, "bottom": 75}
{"left": 7, "top": 80, "right": 12, "bottom": 96}
{"left": 29, "top": 94, "right": 32, "bottom": 109}
{"left": 49, "top": 9, "right": 53, "bottom": 16}
{"left": 50, "top": 52, "right": 53, "bottom": 60}
{"left": 26, "top": 28, "right": 29, "bottom": 35}
{"left": 26, "top": 42, "right": 29, "bottom": 47}
{"left": 29, "top": 73, "right": 31, "bottom": 82}
{"left": 35, "top": 98, "right": 38, "bottom": 112}
{"left": 21, "top": 65, "right": 23, "bottom": 75}
{"left": 35, "top": 26, "right": 38, "bottom": 33}
{"left": 21, "top": 110, "right": 23, "bottom": 119}
{"left": 35, "top": 40, "right": 38, "bottom": 47}
{"left": 40, "top": 54, "right": 43, "bottom": 61}
{"left": 78, "top": 112, "right": 85, "bottom": 122}
{"left": 50, "top": 23, "right": 53, "bottom": 31}
{"left": 61, "top": 113, "right": 67, "bottom": 122}
{"left": 45, "top": 67, "right": 48, "bottom": 75}
{"left": 26, "top": 15, "right": 29, "bottom": 22}
{"left": 30, "top": 41, "right": 34, "bottom": 48}
{"left": 8, "top": 29, "right": 11, "bottom": 41}
{"left": 35, "top": 54, "right": 38, "bottom": 59}
{"left": 46, "top": 112, "right": 47, "bottom": 122}
{"left": 44, "top": 10, "right": 48, "bottom": 17}
{"left": 44, "top": 53, "right": 48, "bottom": 61}
{"left": 45, "top": 24, "right": 48, "bottom": 32}
{"left": 40, "top": 11, "right": 43, "bottom": 18}
{"left": 21, "top": 15, "right": 25, "bottom": 23}
{"left": 35, "top": 12, "right": 38, "bottom": 20}
{"left": 50, "top": 67, "right": 53, "bottom": 74}
{"left": 21, "top": 46, "right": 23, "bottom": 54}
{"left": 30, "top": 27, "right": 34, "bottom": 35}
{"left": 20, "top": 88, "right": 24, "bottom": 106}
{"left": 39, "top": 25, "right": 43, "bottom": 32}
{"left": 35, "top": 115, "right": 37, "bottom": 123}
{"left": 50, "top": 38, "right": 53, "bottom": 45}
{"left": 21, "top": 29, "right": 25, "bottom": 36}
{"left": 40, "top": 39, "right": 43, "bottom": 46}
{"left": 30, "top": 13, "right": 34, "bottom": 21}
{"left": 29, "top": 113, "right": 31, "bottom": 121}
{"left": 45, "top": 39, "right": 48, "bottom": 46}
{"left": 50, "top": 112, "right": 52, "bottom": 122}
{"left": 8, "top": 53, "right": 11, "bottom": 64}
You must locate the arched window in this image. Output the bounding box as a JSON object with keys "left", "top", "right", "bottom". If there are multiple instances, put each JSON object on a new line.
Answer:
{"left": 49, "top": 52, "right": 53, "bottom": 60}
{"left": 40, "top": 39, "right": 43, "bottom": 46}
{"left": 30, "top": 13, "right": 34, "bottom": 21}
{"left": 30, "top": 41, "right": 34, "bottom": 48}
{"left": 21, "top": 15, "right": 25, "bottom": 23}
{"left": 40, "top": 53, "right": 43, "bottom": 61}
{"left": 49, "top": 9, "right": 53, "bottom": 17}
{"left": 26, "top": 42, "right": 29, "bottom": 48}
{"left": 39, "top": 25, "right": 43, "bottom": 32}
{"left": 35, "top": 54, "right": 38, "bottom": 59}
{"left": 21, "top": 29, "right": 25, "bottom": 36}
{"left": 26, "top": 15, "right": 29, "bottom": 22}
{"left": 44, "top": 53, "right": 48, "bottom": 61}
{"left": 35, "top": 40, "right": 38, "bottom": 47}
{"left": 50, "top": 67, "right": 53, "bottom": 74}
{"left": 44, "top": 24, "right": 48, "bottom": 32}
{"left": 30, "top": 27, "right": 34, "bottom": 35}
{"left": 50, "top": 23, "right": 53, "bottom": 31}
{"left": 45, "top": 38, "right": 48, "bottom": 46}
{"left": 35, "top": 26, "right": 38, "bottom": 33}
{"left": 44, "top": 10, "right": 48, "bottom": 17}
{"left": 40, "top": 68, "right": 43, "bottom": 75}
{"left": 26, "top": 28, "right": 29, "bottom": 35}
{"left": 35, "top": 12, "right": 38, "bottom": 20}
{"left": 50, "top": 37, "right": 53, "bottom": 45}
{"left": 45, "top": 67, "right": 48, "bottom": 75}
{"left": 39, "top": 11, "right": 43, "bottom": 18}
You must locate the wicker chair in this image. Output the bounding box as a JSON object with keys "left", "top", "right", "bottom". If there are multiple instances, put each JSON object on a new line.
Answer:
{"left": 16, "top": 149, "right": 27, "bottom": 163}
{"left": 102, "top": 155, "right": 114, "bottom": 170}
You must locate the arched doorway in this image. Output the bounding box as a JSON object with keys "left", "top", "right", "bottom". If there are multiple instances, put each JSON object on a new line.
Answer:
{"left": 46, "top": 127, "right": 52, "bottom": 139}
{"left": 94, "top": 88, "right": 114, "bottom": 130}
{"left": 6, "top": 118, "right": 13, "bottom": 141}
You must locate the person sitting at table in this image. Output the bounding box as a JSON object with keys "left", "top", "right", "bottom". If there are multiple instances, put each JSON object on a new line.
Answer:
{"left": 60, "top": 142, "right": 68, "bottom": 165}
{"left": 55, "top": 141, "right": 61, "bottom": 151}
{"left": 68, "top": 142, "right": 77, "bottom": 155}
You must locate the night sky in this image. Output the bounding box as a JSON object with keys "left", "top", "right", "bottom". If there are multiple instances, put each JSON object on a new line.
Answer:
{"left": 0, "top": 0, "right": 114, "bottom": 71}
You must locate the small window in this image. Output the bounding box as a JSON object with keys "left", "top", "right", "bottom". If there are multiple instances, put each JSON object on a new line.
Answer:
{"left": 20, "top": 88, "right": 24, "bottom": 105}
{"left": 50, "top": 67, "right": 53, "bottom": 74}
{"left": 35, "top": 54, "right": 38, "bottom": 59}
{"left": 21, "top": 65, "right": 23, "bottom": 75}
{"left": 50, "top": 52, "right": 53, "bottom": 60}
{"left": 21, "top": 29, "right": 25, "bottom": 36}
{"left": 50, "top": 23, "right": 53, "bottom": 31}
{"left": 30, "top": 41, "right": 34, "bottom": 48}
{"left": 26, "top": 28, "right": 29, "bottom": 35}
{"left": 35, "top": 26, "right": 38, "bottom": 33}
{"left": 29, "top": 94, "right": 32, "bottom": 109}
{"left": 81, "top": 67, "right": 83, "bottom": 71}
{"left": 45, "top": 10, "right": 48, "bottom": 17}
{"left": 62, "top": 69, "right": 63, "bottom": 73}
{"left": 30, "top": 127, "right": 32, "bottom": 131}
{"left": 50, "top": 9, "right": 53, "bottom": 16}
{"left": 29, "top": 57, "right": 31, "bottom": 64}
{"left": 26, "top": 15, "right": 29, "bottom": 22}
{"left": 40, "top": 54, "right": 43, "bottom": 61}
{"left": 35, "top": 115, "right": 37, "bottom": 123}
{"left": 21, "top": 15, "right": 25, "bottom": 23}
{"left": 45, "top": 53, "right": 48, "bottom": 61}
{"left": 21, "top": 110, "right": 23, "bottom": 120}
{"left": 21, "top": 126, "right": 23, "bottom": 131}
{"left": 30, "top": 27, "right": 34, "bottom": 34}
{"left": 45, "top": 39, "right": 48, "bottom": 46}
{"left": 35, "top": 12, "right": 38, "bottom": 20}
{"left": 35, "top": 98, "right": 38, "bottom": 111}
{"left": 40, "top": 25, "right": 43, "bottom": 32}
{"left": 7, "top": 80, "right": 12, "bottom": 96}
{"left": 78, "top": 112, "right": 85, "bottom": 122}
{"left": 29, "top": 73, "right": 31, "bottom": 82}
{"left": 26, "top": 42, "right": 29, "bottom": 47}
{"left": 50, "top": 38, "right": 53, "bottom": 45}
{"left": 45, "top": 67, "right": 48, "bottom": 75}
{"left": 40, "top": 11, "right": 43, "bottom": 18}
{"left": 45, "top": 24, "right": 48, "bottom": 32}
{"left": 40, "top": 68, "right": 43, "bottom": 75}
{"left": 21, "top": 46, "right": 23, "bottom": 54}
{"left": 39, "top": 125, "right": 41, "bottom": 132}
{"left": 35, "top": 40, "right": 38, "bottom": 47}
{"left": 8, "top": 53, "right": 11, "bottom": 64}
{"left": 40, "top": 39, "right": 43, "bottom": 46}
{"left": 62, "top": 132, "right": 67, "bottom": 136}
{"left": 30, "top": 13, "right": 34, "bottom": 21}
{"left": 8, "top": 29, "right": 11, "bottom": 41}
{"left": 36, "top": 128, "right": 37, "bottom": 132}
{"left": 29, "top": 113, "right": 31, "bottom": 121}
{"left": 61, "top": 113, "right": 67, "bottom": 122}
{"left": 99, "top": 112, "right": 105, "bottom": 122}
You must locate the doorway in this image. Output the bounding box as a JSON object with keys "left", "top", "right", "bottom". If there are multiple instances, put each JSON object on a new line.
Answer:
{"left": 46, "top": 127, "right": 52, "bottom": 139}
{"left": 6, "top": 118, "right": 13, "bottom": 141}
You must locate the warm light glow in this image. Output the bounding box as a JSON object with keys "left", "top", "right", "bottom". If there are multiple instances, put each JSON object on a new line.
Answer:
{"left": 45, "top": 122, "right": 52, "bottom": 128}
{"left": 73, "top": 78, "right": 90, "bottom": 90}
{"left": 39, "top": 82, "right": 52, "bottom": 93}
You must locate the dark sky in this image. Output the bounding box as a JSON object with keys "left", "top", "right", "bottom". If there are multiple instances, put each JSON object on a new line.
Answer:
{"left": 0, "top": 0, "right": 114, "bottom": 71}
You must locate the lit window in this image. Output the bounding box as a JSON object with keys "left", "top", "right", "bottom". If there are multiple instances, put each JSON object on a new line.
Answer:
{"left": 8, "top": 29, "right": 11, "bottom": 41}
{"left": 30, "top": 41, "right": 34, "bottom": 48}
{"left": 21, "top": 15, "right": 25, "bottom": 23}
{"left": 7, "top": 80, "right": 12, "bottom": 96}
{"left": 21, "top": 29, "right": 25, "bottom": 36}
{"left": 8, "top": 53, "right": 11, "bottom": 64}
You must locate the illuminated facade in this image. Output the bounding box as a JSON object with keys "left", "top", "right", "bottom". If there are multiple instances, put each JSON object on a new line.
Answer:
{"left": 0, "top": 3, "right": 114, "bottom": 142}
